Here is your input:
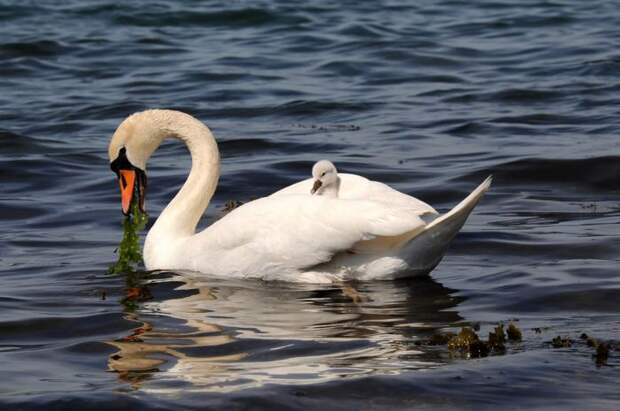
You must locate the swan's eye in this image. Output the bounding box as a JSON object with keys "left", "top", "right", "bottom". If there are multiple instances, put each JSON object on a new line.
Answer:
{"left": 321, "top": 172, "right": 326, "bottom": 177}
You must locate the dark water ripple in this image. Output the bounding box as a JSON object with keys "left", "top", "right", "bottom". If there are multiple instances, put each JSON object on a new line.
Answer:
{"left": 1, "top": 0, "right": 620, "bottom": 409}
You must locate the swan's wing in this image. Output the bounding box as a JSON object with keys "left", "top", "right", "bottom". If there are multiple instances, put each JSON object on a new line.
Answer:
{"left": 270, "top": 178, "right": 313, "bottom": 196}
{"left": 272, "top": 173, "right": 438, "bottom": 217}
{"left": 196, "top": 195, "right": 427, "bottom": 272}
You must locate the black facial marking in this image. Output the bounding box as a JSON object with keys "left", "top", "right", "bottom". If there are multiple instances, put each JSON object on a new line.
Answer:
{"left": 110, "top": 146, "right": 148, "bottom": 213}
{"left": 110, "top": 147, "right": 146, "bottom": 175}
{"left": 110, "top": 147, "right": 133, "bottom": 178}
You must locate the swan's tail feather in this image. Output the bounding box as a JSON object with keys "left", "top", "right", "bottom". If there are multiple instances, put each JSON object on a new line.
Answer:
{"left": 426, "top": 175, "right": 492, "bottom": 231}
{"left": 401, "top": 175, "right": 492, "bottom": 273}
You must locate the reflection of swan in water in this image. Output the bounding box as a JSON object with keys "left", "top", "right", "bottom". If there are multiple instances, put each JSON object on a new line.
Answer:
{"left": 107, "top": 274, "right": 464, "bottom": 392}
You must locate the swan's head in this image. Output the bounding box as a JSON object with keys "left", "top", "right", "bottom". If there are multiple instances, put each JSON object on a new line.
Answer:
{"left": 108, "top": 111, "right": 163, "bottom": 215}
{"left": 311, "top": 160, "right": 338, "bottom": 195}
{"left": 108, "top": 109, "right": 219, "bottom": 216}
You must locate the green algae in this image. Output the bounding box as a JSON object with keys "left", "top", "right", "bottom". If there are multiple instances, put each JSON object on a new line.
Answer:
{"left": 506, "top": 322, "right": 522, "bottom": 342}
{"left": 442, "top": 322, "right": 526, "bottom": 358}
{"left": 580, "top": 333, "right": 612, "bottom": 366}
{"left": 447, "top": 327, "right": 479, "bottom": 352}
{"left": 581, "top": 333, "right": 599, "bottom": 348}
{"left": 468, "top": 339, "right": 490, "bottom": 358}
{"left": 488, "top": 323, "right": 506, "bottom": 353}
{"left": 595, "top": 343, "right": 610, "bottom": 366}
{"left": 216, "top": 199, "right": 245, "bottom": 221}
{"left": 418, "top": 323, "right": 612, "bottom": 367}
{"left": 551, "top": 336, "right": 572, "bottom": 348}
{"left": 222, "top": 199, "right": 244, "bottom": 212}
{"left": 108, "top": 202, "right": 148, "bottom": 274}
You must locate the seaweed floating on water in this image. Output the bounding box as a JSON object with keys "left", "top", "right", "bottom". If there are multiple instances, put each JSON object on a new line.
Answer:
{"left": 488, "top": 323, "right": 506, "bottom": 353}
{"left": 216, "top": 199, "right": 245, "bottom": 220}
{"left": 421, "top": 324, "right": 612, "bottom": 366}
{"left": 425, "top": 323, "right": 516, "bottom": 358}
{"left": 580, "top": 333, "right": 612, "bottom": 366}
{"left": 469, "top": 339, "right": 490, "bottom": 358}
{"left": 448, "top": 327, "right": 479, "bottom": 352}
{"left": 108, "top": 202, "right": 148, "bottom": 274}
{"left": 506, "top": 322, "right": 522, "bottom": 342}
{"left": 447, "top": 327, "right": 493, "bottom": 358}
{"left": 222, "top": 199, "right": 244, "bottom": 212}
{"left": 595, "top": 343, "right": 610, "bottom": 366}
{"left": 551, "top": 336, "right": 572, "bottom": 348}
{"left": 580, "top": 333, "right": 599, "bottom": 348}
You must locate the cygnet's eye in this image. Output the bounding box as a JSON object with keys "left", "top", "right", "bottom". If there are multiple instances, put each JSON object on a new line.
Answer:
{"left": 321, "top": 172, "right": 326, "bottom": 177}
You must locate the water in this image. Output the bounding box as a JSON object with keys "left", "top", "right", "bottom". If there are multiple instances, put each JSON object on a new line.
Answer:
{"left": 2, "top": 0, "right": 620, "bottom": 409}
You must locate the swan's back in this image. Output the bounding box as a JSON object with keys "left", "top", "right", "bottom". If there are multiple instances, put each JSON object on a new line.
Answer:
{"left": 272, "top": 173, "right": 438, "bottom": 218}
{"left": 183, "top": 192, "right": 430, "bottom": 279}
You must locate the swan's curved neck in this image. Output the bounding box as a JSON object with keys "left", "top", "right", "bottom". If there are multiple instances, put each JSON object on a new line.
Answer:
{"left": 148, "top": 113, "right": 220, "bottom": 240}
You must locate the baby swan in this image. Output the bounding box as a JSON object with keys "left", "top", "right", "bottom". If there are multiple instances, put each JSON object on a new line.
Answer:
{"left": 311, "top": 160, "right": 340, "bottom": 197}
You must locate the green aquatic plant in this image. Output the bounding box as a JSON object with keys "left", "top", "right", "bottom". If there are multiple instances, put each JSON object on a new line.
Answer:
{"left": 488, "top": 323, "right": 506, "bottom": 353}
{"left": 551, "top": 336, "right": 572, "bottom": 348}
{"left": 427, "top": 332, "right": 456, "bottom": 346}
{"left": 448, "top": 327, "right": 479, "bottom": 352}
{"left": 446, "top": 324, "right": 516, "bottom": 358}
{"left": 506, "top": 322, "right": 522, "bottom": 342}
{"left": 468, "top": 339, "right": 490, "bottom": 358}
{"left": 447, "top": 327, "right": 493, "bottom": 358}
{"left": 580, "top": 333, "right": 612, "bottom": 366}
{"left": 581, "top": 333, "right": 599, "bottom": 348}
{"left": 223, "top": 199, "right": 244, "bottom": 212}
{"left": 595, "top": 342, "right": 610, "bottom": 366}
{"left": 417, "top": 323, "right": 615, "bottom": 366}
{"left": 108, "top": 202, "right": 148, "bottom": 274}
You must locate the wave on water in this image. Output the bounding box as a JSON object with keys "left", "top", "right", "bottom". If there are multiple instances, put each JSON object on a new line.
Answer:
{"left": 1, "top": 0, "right": 620, "bottom": 409}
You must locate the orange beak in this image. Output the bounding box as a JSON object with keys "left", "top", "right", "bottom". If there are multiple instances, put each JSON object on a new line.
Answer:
{"left": 119, "top": 169, "right": 136, "bottom": 215}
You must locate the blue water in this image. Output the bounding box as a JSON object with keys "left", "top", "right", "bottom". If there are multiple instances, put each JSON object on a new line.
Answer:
{"left": 1, "top": 1, "right": 620, "bottom": 409}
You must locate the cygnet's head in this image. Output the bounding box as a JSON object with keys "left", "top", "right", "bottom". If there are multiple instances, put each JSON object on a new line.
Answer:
{"left": 311, "top": 160, "right": 338, "bottom": 195}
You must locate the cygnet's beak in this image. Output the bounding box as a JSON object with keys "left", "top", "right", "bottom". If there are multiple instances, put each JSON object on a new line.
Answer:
{"left": 311, "top": 179, "right": 322, "bottom": 195}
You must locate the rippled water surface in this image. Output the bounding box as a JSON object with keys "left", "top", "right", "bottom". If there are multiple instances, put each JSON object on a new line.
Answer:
{"left": 2, "top": 1, "right": 620, "bottom": 409}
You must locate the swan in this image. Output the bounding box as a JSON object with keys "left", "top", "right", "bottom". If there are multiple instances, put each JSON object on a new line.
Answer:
{"left": 108, "top": 109, "right": 491, "bottom": 283}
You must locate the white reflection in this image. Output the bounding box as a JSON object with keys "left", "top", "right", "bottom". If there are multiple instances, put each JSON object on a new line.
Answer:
{"left": 107, "top": 274, "right": 462, "bottom": 393}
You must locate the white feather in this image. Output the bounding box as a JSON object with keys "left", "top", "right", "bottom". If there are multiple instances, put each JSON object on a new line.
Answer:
{"left": 108, "top": 110, "right": 491, "bottom": 283}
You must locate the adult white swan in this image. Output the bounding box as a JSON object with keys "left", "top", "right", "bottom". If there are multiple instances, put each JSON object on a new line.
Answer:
{"left": 108, "top": 109, "right": 491, "bottom": 283}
